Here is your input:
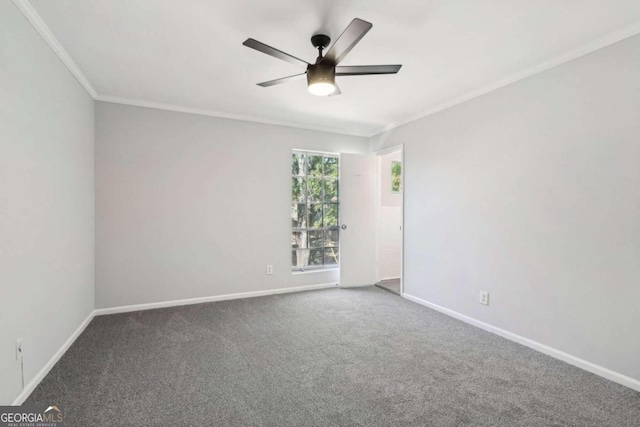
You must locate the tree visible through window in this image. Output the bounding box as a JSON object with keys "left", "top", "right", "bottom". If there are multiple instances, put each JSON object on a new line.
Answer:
{"left": 292, "top": 151, "right": 339, "bottom": 270}
{"left": 391, "top": 161, "right": 402, "bottom": 193}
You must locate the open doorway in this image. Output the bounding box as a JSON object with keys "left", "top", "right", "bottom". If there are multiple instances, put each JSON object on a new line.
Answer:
{"left": 375, "top": 146, "right": 403, "bottom": 295}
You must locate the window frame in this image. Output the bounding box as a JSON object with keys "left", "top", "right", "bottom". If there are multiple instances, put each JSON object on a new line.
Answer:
{"left": 291, "top": 150, "right": 340, "bottom": 272}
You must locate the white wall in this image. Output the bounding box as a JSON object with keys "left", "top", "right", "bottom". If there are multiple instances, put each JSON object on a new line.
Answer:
{"left": 377, "top": 151, "right": 402, "bottom": 280}
{"left": 371, "top": 34, "right": 640, "bottom": 382}
{"left": 0, "top": 2, "right": 95, "bottom": 404}
{"left": 95, "top": 102, "right": 368, "bottom": 308}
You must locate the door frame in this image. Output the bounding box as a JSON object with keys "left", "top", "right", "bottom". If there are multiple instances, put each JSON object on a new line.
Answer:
{"left": 374, "top": 144, "right": 404, "bottom": 295}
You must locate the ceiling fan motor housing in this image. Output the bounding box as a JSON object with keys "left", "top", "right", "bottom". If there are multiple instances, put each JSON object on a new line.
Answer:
{"left": 307, "top": 63, "right": 335, "bottom": 87}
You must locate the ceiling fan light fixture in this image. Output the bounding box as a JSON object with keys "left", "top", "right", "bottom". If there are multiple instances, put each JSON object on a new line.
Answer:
{"left": 307, "top": 64, "right": 336, "bottom": 96}
{"left": 308, "top": 81, "right": 336, "bottom": 96}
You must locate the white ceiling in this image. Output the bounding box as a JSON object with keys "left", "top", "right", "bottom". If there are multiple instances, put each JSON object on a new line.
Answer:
{"left": 25, "top": 0, "right": 640, "bottom": 136}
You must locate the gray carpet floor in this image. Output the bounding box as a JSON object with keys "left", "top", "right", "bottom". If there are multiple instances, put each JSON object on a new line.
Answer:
{"left": 26, "top": 286, "right": 640, "bottom": 426}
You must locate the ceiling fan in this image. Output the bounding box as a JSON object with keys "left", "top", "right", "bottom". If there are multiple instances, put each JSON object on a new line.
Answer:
{"left": 243, "top": 18, "right": 402, "bottom": 96}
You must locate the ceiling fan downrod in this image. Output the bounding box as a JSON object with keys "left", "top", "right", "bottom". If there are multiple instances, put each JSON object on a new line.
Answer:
{"left": 310, "top": 34, "right": 331, "bottom": 63}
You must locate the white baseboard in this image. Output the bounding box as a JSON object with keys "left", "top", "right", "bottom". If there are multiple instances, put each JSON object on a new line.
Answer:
{"left": 11, "top": 310, "right": 97, "bottom": 405}
{"left": 94, "top": 283, "right": 338, "bottom": 316}
{"left": 403, "top": 293, "right": 640, "bottom": 392}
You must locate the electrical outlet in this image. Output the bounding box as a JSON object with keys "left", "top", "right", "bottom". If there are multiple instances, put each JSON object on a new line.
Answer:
{"left": 266, "top": 265, "right": 273, "bottom": 275}
{"left": 479, "top": 291, "right": 490, "bottom": 306}
{"left": 16, "top": 338, "right": 23, "bottom": 361}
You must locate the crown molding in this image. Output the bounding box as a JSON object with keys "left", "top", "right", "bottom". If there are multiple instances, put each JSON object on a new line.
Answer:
{"left": 12, "top": 0, "right": 97, "bottom": 98}
{"left": 367, "top": 20, "right": 640, "bottom": 137}
{"left": 95, "top": 95, "right": 370, "bottom": 137}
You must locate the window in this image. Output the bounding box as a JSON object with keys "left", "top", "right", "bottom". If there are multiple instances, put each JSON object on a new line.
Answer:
{"left": 291, "top": 151, "right": 339, "bottom": 270}
{"left": 391, "top": 161, "right": 402, "bottom": 193}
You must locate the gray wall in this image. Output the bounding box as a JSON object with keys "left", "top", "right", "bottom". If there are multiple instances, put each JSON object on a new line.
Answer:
{"left": 0, "top": 2, "right": 95, "bottom": 404}
{"left": 371, "top": 35, "right": 640, "bottom": 381}
{"left": 95, "top": 102, "right": 369, "bottom": 308}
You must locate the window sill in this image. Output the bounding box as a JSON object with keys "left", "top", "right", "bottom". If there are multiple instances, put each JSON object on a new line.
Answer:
{"left": 292, "top": 268, "right": 339, "bottom": 275}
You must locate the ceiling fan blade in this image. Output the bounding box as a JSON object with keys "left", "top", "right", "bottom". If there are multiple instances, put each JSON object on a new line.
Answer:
{"left": 243, "top": 38, "right": 310, "bottom": 68}
{"left": 335, "top": 65, "right": 402, "bottom": 76}
{"left": 329, "top": 83, "right": 342, "bottom": 96}
{"left": 322, "top": 18, "right": 372, "bottom": 65}
{"left": 257, "top": 73, "right": 307, "bottom": 87}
